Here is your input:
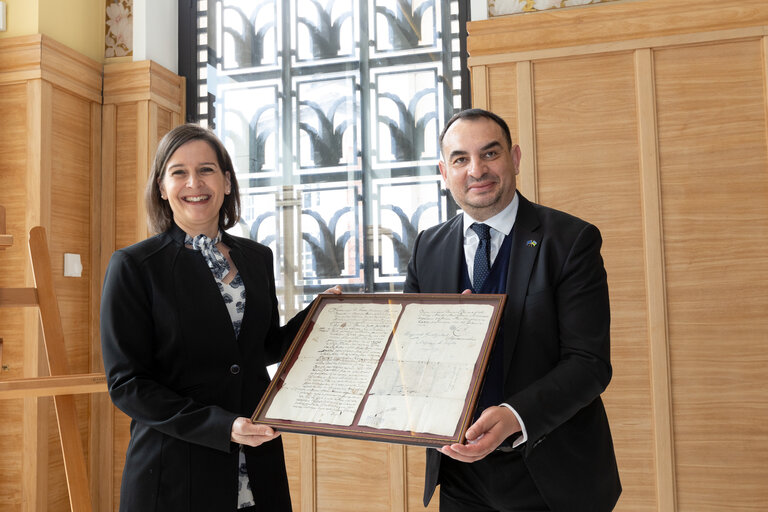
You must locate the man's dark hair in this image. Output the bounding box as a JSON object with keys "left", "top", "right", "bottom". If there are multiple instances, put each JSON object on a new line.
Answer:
{"left": 439, "top": 108, "right": 513, "bottom": 158}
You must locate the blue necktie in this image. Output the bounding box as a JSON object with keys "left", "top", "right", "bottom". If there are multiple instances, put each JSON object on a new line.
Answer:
{"left": 471, "top": 223, "right": 491, "bottom": 292}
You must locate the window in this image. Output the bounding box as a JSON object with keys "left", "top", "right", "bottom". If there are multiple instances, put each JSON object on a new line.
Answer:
{"left": 181, "top": 0, "right": 469, "bottom": 316}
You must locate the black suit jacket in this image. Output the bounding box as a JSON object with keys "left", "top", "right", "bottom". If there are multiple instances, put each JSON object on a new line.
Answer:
{"left": 101, "top": 224, "right": 306, "bottom": 511}
{"left": 404, "top": 193, "right": 621, "bottom": 512}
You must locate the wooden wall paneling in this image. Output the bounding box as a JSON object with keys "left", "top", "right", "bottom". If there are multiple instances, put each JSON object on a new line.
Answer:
{"left": 466, "top": 0, "right": 768, "bottom": 59}
{"left": 24, "top": 77, "right": 52, "bottom": 512}
{"left": 280, "top": 433, "right": 303, "bottom": 510}
{"left": 45, "top": 41, "right": 101, "bottom": 512}
{"left": 49, "top": 87, "right": 93, "bottom": 372}
{"left": 0, "top": 34, "right": 103, "bottom": 511}
{"left": 469, "top": 27, "right": 768, "bottom": 71}
{"left": 46, "top": 84, "right": 96, "bottom": 512}
{"left": 0, "top": 35, "right": 42, "bottom": 83}
{"left": 470, "top": 64, "right": 488, "bottom": 111}
{"left": 39, "top": 38, "right": 102, "bottom": 104}
{"left": 114, "top": 104, "right": 139, "bottom": 249}
{"left": 285, "top": 426, "right": 431, "bottom": 511}
{"left": 531, "top": 51, "right": 654, "bottom": 511}
{"left": 634, "top": 47, "right": 677, "bottom": 511}
{"left": 654, "top": 38, "right": 768, "bottom": 510}
{"left": 108, "top": 101, "right": 136, "bottom": 509}
{"left": 100, "top": 104, "right": 117, "bottom": 280}
{"left": 100, "top": 101, "right": 126, "bottom": 511}
{"left": 0, "top": 81, "right": 30, "bottom": 512}
{"left": 388, "top": 444, "right": 407, "bottom": 512}
{"left": 405, "top": 446, "right": 438, "bottom": 511}
{"left": 484, "top": 64, "right": 518, "bottom": 127}
{"left": 765, "top": 36, "right": 768, "bottom": 152}
{"left": 90, "top": 99, "right": 113, "bottom": 512}
{"left": 514, "top": 61, "right": 537, "bottom": 202}
{"left": 136, "top": 100, "right": 152, "bottom": 242}
{"left": 103, "top": 61, "right": 187, "bottom": 114}
{"left": 96, "top": 103, "right": 118, "bottom": 511}
{"left": 0, "top": 206, "right": 12, "bottom": 248}
{"left": 300, "top": 435, "right": 315, "bottom": 511}
{"left": 481, "top": 61, "right": 537, "bottom": 201}
{"left": 314, "top": 437, "right": 391, "bottom": 511}
{"left": 468, "top": 3, "right": 768, "bottom": 510}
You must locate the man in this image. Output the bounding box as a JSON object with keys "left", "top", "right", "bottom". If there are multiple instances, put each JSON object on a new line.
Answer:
{"left": 404, "top": 109, "right": 621, "bottom": 511}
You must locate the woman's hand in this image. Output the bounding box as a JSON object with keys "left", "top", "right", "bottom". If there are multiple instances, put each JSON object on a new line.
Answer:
{"left": 231, "top": 417, "right": 280, "bottom": 447}
{"left": 323, "top": 285, "right": 343, "bottom": 295}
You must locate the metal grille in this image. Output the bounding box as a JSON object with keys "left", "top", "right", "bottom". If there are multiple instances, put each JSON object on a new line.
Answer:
{"left": 192, "top": 0, "right": 466, "bottom": 313}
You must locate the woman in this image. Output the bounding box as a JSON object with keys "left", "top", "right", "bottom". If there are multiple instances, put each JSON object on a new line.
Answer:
{"left": 101, "top": 124, "right": 336, "bottom": 511}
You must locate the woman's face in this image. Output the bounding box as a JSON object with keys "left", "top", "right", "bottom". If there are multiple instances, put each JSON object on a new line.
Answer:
{"left": 158, "top": 139, "right": 231, "bottom": 238}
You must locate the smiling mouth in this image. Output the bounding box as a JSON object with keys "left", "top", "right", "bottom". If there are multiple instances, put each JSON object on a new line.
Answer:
{"left": 183, "top": 195, "right": 211, "bottom": 203}
{"left": 468, "top": 181, "right": 496, "bottom": 192}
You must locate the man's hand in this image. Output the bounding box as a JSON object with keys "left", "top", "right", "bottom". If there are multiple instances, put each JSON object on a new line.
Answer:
{"left": 231, "top": 417, "right": 281, "bottom": 447}
{"left": 323, "top": 285, "right": 343, "bottom": 294}
{"left": 439, "top": 406, "right": 521, "bottom": 462}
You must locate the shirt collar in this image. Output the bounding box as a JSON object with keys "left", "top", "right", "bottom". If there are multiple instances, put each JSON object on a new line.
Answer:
{"left": 462, "top": 191, "right": 519, "bottom": 237}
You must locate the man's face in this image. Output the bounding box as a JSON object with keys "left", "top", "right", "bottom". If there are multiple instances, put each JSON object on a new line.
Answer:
{"left": 438, "top": 117, "right": 521, "bottom": 222}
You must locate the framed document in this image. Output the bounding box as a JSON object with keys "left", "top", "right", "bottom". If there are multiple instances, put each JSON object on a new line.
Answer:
{"left": 252, "top": 293, "right": 506, "bottom": 447}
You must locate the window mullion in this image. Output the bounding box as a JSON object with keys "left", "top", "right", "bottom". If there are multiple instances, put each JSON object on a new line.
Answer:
{"left": 358, "top": 0, "right": 375, "bottom": 293}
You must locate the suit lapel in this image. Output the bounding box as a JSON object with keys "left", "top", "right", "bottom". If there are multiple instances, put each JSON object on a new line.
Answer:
{"left": 226, "top": 240, "right": 269, "bottom": 344}
{"left": 440, "top": 215, "right": 465, "bottom": 293}
{"left": 502, "top": 194, "right": 541, "bottom": 376}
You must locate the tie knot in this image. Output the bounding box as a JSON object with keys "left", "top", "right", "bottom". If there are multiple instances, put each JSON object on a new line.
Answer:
{"left": 471, "top": 223, "right": 491, "bottom": 241}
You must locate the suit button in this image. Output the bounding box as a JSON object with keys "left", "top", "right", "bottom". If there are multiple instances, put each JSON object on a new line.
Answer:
{"left": 230, "top": 364, "right": 240, "bottom": 375}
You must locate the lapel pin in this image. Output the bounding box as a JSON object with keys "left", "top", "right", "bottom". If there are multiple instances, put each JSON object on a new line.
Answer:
{"left": 526, "top": 240, "right": 538, "bottom": 247}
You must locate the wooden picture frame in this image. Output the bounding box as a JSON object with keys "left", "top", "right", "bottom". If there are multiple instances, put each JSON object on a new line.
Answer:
{"left": 252, "top": 293, "right": 506, "bottom": 447}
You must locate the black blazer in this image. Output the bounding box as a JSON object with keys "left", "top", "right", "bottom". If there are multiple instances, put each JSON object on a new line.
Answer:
{"left": 101, "top": 224, "right": 306, "bottom": 511}
{"left": 404, "top": 193, "right": 621, "bottom": 512}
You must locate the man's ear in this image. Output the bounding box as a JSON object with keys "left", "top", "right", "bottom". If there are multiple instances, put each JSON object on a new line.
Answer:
{"left": 438, "top": 159, "right": 448, "bottom": 181}
{"left": 511, "top": 144, "right": 522, "bottom": 175}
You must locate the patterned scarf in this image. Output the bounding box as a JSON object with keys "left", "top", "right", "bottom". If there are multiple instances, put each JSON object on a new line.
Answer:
{"left": 185, "top": 231, "right": 230, "bottom": 280}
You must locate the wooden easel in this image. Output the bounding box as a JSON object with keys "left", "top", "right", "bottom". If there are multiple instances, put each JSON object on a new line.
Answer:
{"left": 0, "top": 219, "right": 106, "bottom": 511}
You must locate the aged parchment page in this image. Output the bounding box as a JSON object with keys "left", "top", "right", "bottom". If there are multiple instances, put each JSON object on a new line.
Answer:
{"left": 359, "top": 303, "right": 493, "bottom": 435}
{"left": 265, "top": 302, "right": 401, "bottom": 425}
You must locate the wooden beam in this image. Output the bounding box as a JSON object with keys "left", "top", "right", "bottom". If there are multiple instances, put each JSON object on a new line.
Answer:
{"left": 635, "top": 48, "right": 677, "bottom": 511}
{"left": 300, "top": 435, "right": 317, "bottom": 512}
{"left": 0, "top": 373, "right": 107, "bottom": 400}
{"left": 388, "top": 444, "right": 407, "bottom": 512}
{"left": 515, "top": 60, "right": 538, "bottom": 203}
{"left": 0, "top": 288, "right": 38, "bottom": 307}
